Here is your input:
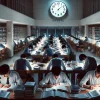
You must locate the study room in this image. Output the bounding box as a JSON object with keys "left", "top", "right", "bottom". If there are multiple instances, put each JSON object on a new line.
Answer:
{"left": 0, "top": 0, "right": 100, "bottom": 99}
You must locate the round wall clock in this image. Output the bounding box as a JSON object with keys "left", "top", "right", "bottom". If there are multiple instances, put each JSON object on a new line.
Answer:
{"left": 50, "top": 1, "right": 67, "bottom": 18}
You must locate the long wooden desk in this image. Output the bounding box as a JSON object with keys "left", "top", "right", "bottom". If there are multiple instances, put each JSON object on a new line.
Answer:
{"left": 9, "top": 88, "right": 90, "bottom": 99}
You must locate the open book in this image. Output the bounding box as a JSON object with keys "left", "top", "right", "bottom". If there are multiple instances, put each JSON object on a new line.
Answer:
{"left": 87, "top": 90, "right": 100, "bottom": 98}
{"left": 44, "top": 83, "right": 68, "bottom": 92}
{"left": 41, "top": 90, "right": 68, "bottom": 99}
{"left": 70, "top": 93, "right": 89, "bottom": 99}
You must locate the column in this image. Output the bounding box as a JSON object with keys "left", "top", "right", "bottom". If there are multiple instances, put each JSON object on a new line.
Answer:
{"left": 63, "top": 28, "right": 64, "bottom": 37}
{"left": 92, "top": 27, "right": 95, "bottom": 43}
{"left": 47, "top": 28, "right": 48, "bottom": 37}
{"left": 55, "top": 28, "right": 56, "bottom": 37}
{"left": 38, "top": 28, "right": 40, "bottom": 36}
{"left": 27, "top": 25, "right": 31, "bottom": 36}
{"left": 7, "top": 21, "right": 14, "bottom": 57}
{"left": 71, "top": 27, "right": 75, "bottom": 37}
{"left": 84, "top": 25, "right": 88, "bottom": 37}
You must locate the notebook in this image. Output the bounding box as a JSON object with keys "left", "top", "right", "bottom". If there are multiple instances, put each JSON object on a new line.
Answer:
{"left": 45, "top": 83, "right": 68, "bottom": 92}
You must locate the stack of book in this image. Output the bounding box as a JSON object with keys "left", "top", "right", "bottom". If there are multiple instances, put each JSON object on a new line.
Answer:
{"left": 14, "top": 85, "right": 25, "bottom": 98}
{"left": 25, "top": 82, "right": 36, "bottom": 98}
{"left": 71, "top": 85, "right": 80, "bottom": 94}
{"left": 0, "top": 91, "right": 11, "bottom": 99}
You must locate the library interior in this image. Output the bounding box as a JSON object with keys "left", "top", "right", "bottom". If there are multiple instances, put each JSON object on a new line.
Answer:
{"left": 0, "top": 0, "right": 100, "bottom": 99}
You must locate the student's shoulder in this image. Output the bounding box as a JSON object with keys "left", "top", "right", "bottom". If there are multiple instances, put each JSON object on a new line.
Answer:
{"left": 10, "top": 70, "right": 19, "bottom": 75}
{"left": 46, "top": 72, "right": 52, "bottom": 76}
{"left": 86, "top": 70, "right": 94, "bottom": 75}
{"left": 60, "top": 72, "right": 66, "bottom": 76}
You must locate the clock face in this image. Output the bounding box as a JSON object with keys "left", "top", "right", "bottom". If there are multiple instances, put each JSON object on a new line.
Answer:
{"left": 50, "top": 1, "right": 67, "bottom": 18}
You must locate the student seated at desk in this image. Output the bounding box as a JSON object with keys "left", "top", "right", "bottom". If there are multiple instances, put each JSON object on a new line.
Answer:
{"left": 79, "top": 54, "right": 97, "bottom": 70}
{"left": 47, "top": 54, "right": 66, "bottom": 70}
{"left": 80, "top": 65, "right": 100, "bottom": 90}
{"left": 43, "top": 45, "right": 54, "bottom": 57}
{"left": 77, "top": 54, "right": 97, "bottom": 82}
{"left": 84, "top": 36, "right": 88, "bottom": 42}
{"left": 0, "top": 64, "right": 23, "bottom": 90}
{"left": 14, "top": 54, "right": 32, "bottom": 70}
{"left": 39, "top": 67, "right": 71, "bottom": 93}
{"left": 62, "top": 44, "right": 70, "bottom": 54}
{"left": 23, "top": 45, "right": 33, "bottom": 55}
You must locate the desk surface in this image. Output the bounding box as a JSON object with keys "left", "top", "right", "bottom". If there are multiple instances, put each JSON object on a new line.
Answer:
{"left": 9, "top": 89, "right": 89, "bottom": 99}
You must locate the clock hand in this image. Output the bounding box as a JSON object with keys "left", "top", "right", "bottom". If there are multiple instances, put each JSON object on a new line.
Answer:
{"left": 58, "top": 6, "right": 63, "bottom": 10}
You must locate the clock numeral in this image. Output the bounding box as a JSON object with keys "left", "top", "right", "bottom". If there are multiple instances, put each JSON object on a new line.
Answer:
{"left": 57, "top": 2, "right": 59, "bottom": 5}
{"left": 53, "top": 5, "right": 55, "bottom": 8}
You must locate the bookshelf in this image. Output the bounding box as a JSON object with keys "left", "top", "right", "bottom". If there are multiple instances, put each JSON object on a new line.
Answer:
{"left": 13, "top": 26, "right": 20, "bottom": 42}
{"left": 0, "top": 27, "right": 6, "bottom": 43}
{"left": 88, "top": 27, "right": 100, "bottom": 40}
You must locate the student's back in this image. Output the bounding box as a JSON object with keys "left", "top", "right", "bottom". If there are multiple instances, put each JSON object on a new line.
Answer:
{"left": 86, "top": 56, "right": 97, "bottom": 70}
{"left": 15, "top": 58, "right": 27, "bottom": 70}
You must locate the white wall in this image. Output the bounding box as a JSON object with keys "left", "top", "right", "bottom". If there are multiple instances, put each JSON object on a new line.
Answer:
{"left": 33, "top": 0, "right": 83, "bottom": 26}
{"left": 0, "top": 5, "right": 36, "bottom": 25}
{"left": 80, "top": 11, "right": 100, "bottom": 25}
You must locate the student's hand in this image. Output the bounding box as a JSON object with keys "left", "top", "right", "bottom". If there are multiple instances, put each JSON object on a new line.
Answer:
{"left": 3, "top": 84, "right": 11, "bottom": 88}
{"left": 0, "top": 84, "right": 3, "bottom": 88}
{"left": 47, "top": 84, "right": 53, "bottom": 88}
{"left": 89, "top": 85, "right": 95, "bottom": 90}
{"left": 54, "top": 83, "right": 60, "bottom": 86}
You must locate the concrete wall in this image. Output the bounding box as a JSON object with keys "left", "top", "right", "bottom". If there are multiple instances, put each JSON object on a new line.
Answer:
{"left": 80, "top": 11, "right": 100, "bottom": 25}
{"left": 33, "top": 0, "right": 83, "bottom": 26}
{"left": 0, "top": 5, "right": 35, "bottom": 25}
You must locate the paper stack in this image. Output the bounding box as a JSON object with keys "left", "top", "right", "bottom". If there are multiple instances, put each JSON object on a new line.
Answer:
{"left": 25, "top": 82, "right": 36, "bottom": 97}
{"left": 14, "top": 85, "right": 25, "bottom": 98}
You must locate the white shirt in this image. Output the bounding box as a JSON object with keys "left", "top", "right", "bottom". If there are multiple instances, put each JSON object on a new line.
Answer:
{"left": 80, "top": 70, "right": 100, "bottom": 87}
{"left": 0, "top": 71, "right": 23, "bottom": 88}
{"left": 39, "top": 72, "right": 71, "bottom": 87}
{"left": 82, "top": 58, "right": 89, "bottom": 70}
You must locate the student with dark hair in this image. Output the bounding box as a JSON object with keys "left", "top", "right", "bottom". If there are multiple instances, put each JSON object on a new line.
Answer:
{"left": 77, "top": 54, "right": 97, "bottom": 83}
{"left": 39, "top": 66, "right": 71, "bottom": 92}
{"left": 24, "top": 44, "right": 33, "bottom": 55}
{"left": 14, "top": 54, "right": 32, "bottom": 70}
{"left": 80, "top": 65, "right": 100, "bottom": 90}
{"left": 62, "top": 44, "right": 70, "bottom": 54}
{"left": 0, "top": 64, "right": 23, "bottom": 89}
{"left": 47, "top": 54, "right": 66, "bottom": 70}
{"left": 43, "top": 45, "right": 54, "bottom": 57}
{"left": 79, "top": 54, "right": 97, "bottom": 70}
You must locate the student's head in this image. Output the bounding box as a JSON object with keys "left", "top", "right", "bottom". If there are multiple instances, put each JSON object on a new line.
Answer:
{"left": 96, "top": 65, "right": 100, "bottom": 78}
{"left": 52, "top": 54, "right": 59, "bottom": 58}
{"left": 28, "top": 45, "right": 33, "bottom": 50}
{"left": 43, "top": 45, "right": 49, "bottom": 50}
{"left": 20, "top": 54, "right": 27, "bottom": 58}
{"left": 79, "top": 54, "right": 87, "bottom": 61}
{"left": 51, "top": 66, "right": 61, "bottom": 79}
{"left": 62, "top": 45, "right": 66, "bottom": 49}
{"left": 0, "top": 64, "right": 10, "bottom": 77}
